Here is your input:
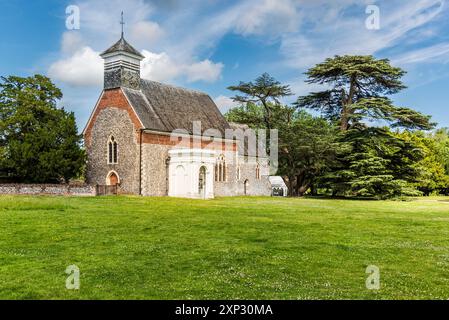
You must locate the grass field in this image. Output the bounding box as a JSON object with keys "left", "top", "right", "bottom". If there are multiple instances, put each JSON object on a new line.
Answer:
{"left": 1, "top": 195, "right": 449, "bottom": 300}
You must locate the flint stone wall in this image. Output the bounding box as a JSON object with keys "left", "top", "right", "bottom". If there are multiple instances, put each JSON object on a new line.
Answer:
{"left": 0, "top": 184, "right": 96, "bottom": 196}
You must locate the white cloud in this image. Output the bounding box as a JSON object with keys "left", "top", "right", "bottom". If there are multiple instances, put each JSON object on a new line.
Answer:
{"left": 140, "top": 50, "right": 223, "bottom": 83}
{"left": 49, "top": 46, "right": 223, "bottom": 87}
{"left": 234, "top": 0, "right": 301, "bottom": 36}
{"left": 214, "top": 95, "right": 240, "bottom": 113}
{"left": 48, "top": 46, "right": 103, "bottom": 87}
{"left": 280, "top": 0, "right": 446, "bottom": 68}
{"left": 44, "top": 0, "right": 449, "bottom": 129}
{"left": 393, "top": 42, "right": 449, "bottom": 65}
{"left": 140, "top": 51, "right": 180, "bottom": 82}
{"left": 61, "top": 32, "right": 84, "bottom": 54}
{"left": 164, "top": 0, "right": 302, "bottom": 59}
{"left": 49, "top": 0, "right": 226, "bottom": 87}
{"left": 184, "top": 60, "right": 223, "bottom": 83}
{"left": 77, "top": 0, "right": 154, "bottom": 44}
{"left": 129, "top": 21, "right": 165, "bottom": 47}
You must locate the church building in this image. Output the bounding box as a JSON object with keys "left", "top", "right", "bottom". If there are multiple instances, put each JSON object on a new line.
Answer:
{"left": 83, "top": 34, "right": 271, "bottom": 198}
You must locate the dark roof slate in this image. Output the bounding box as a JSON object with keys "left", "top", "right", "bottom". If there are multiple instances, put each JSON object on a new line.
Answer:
{"left": 101, "top": 36, "right": 145, "bottom": 58}
{"left": 122, "top": 79, "right": 231, "bottom": 135}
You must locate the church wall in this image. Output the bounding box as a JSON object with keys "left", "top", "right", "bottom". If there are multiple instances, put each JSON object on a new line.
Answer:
{"left": 84, "top": 88, "right": 143, "bottom": 147}
{"left": 86, "top": 107, "right": 140, "bottom": 194}
{"left": 141, "top": 143, "right": 171, "bottom": 196}
{"left": 84, "top": 90, "right": 271, "bottom": 198}
{"left": 213, "top": 150, "right": 239, "bottom": 197}
{"left": 140, "top": 132, "right": 239, "bottom": 197}
{"left": 238, "top": 157, "right": 272, "bottom": 196}
{"left": 213, "top": 155, "right": 272, "bottom": 197}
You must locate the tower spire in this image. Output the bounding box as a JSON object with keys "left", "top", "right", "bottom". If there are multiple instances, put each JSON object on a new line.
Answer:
{"left": 120, "top": 11, "right": 125, "bottom": 38}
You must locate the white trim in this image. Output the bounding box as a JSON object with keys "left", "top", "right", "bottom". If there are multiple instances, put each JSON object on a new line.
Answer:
{"left": 100, "top": 50, "right": 144, "bottom": 61}
{"left": 107, "top": 136, "right": 118, "bottom": 165}
{"left": 106, "top": 170, "right": 120, "bottom": 185}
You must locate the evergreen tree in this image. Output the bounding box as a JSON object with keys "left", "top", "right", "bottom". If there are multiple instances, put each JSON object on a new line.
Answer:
{"left": 226, "top": 103, "right": 341, "bottom": 196}
{"left": 296, "top": 55, "right": 434, "bottom": 131}
{"left": 297, "top": 56, "right": 436, "bottom": 198}
{"left": 228, "top": 73, "right": 292, "bottom": 130}
{"left": 0, "top": 75, "right": 85, "bottom": 183}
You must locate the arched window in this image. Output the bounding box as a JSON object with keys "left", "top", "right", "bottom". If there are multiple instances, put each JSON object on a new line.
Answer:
{"left": 199, "top": 166, "right": 206, "bottom": 196}
{"left": 256, "top": 163, "right": 261, "bottom": 180}
{"left": 215, "top": 155, "right": 226, "bottom": 182}
{"left": 108, "top": 136, "right": 118, "bottom": 164}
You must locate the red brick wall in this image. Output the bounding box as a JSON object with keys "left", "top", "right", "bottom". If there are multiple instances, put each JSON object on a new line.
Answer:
{"left": 142, "top": 132, "right": 237, "bottom": 152}
{"left": 84, "top": 89, "right": 143, "bottom": 146}
{"left": 84, "top": 88, "right": 237, "bottom": 152}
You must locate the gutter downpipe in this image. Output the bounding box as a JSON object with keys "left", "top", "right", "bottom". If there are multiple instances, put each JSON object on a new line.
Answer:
{"left": 139, "top": 128, "right": 145, "bottom": 196}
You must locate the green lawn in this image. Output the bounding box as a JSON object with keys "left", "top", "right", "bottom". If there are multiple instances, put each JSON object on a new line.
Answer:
{"left": 1, "top": 195, "right": 449, "bottom": 300}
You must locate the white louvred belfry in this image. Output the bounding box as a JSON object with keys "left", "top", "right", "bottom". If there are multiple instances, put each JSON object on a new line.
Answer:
{"left": 100, "top": 12, "right": 145, "bottom": 90}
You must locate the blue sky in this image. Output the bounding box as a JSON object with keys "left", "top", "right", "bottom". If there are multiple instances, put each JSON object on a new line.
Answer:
{"left": 0, "top": 0, "right": 448, "bottom": 130}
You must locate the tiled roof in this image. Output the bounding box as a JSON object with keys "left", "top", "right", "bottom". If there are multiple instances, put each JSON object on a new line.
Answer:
{"left": 101, "top": 36, "right": 145, "bottom": 59}
{"left": 122, "top": 80, "right": 231, "bottom": 135}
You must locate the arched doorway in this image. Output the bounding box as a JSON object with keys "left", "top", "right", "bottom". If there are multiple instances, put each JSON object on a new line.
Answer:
{"left": 106, "top": 171, "right": 119, "bottom": 186}
{"left": 198, "top": 166, "right": 207, "bottom": 199}
{"left": 244, "top": 179, "right": 249, "bottom": 195}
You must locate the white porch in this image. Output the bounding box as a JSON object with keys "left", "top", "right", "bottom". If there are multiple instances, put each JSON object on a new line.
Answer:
{"left": 168, "top": 149, "right": 216, "bottom": 199}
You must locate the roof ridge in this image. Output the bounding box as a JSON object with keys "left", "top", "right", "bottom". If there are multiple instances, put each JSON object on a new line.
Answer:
{"left": 141, "top": 79, "right": 206, "bottom": 95}
{"left": 101, "top": 37, "right": 145, "bottom": 59}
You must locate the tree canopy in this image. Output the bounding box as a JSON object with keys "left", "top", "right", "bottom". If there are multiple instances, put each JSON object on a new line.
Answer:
{"left": 228, "top": 72, "right": 292, "bottom": 130}
{"left": 296, "top": 55, "right": 435, "bottom": 131}
{"left": 0, "top": 75, "right": 85, "bottom": 183}
{"left": 225, "top": 61, "right": 447, "bottom": 198}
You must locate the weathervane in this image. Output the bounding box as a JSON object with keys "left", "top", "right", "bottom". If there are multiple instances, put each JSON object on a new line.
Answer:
{"left": 120, "top": 11, "right": 125, "bottom": 38}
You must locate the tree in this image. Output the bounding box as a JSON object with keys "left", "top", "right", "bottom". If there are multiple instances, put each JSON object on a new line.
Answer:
{"left": 226, "top": 102, "right": 341, "bottom": 196}
{"left": 321, "top": 128, "right": 424, "bottom": 199}
{"left": 225, "top": 102, "right": 266, "bottom": 129}
{"left": 278, "top": 110, "right": 343, "bottom": 196}
{"left": 228, "top": 73, "right": 292, "bottom": 130}
{"left": 396, "top": 130, "right": 449, "bottom": 196}
{"left": 432, "top": 128, "right": 449, "bottom": 176}
{"left": 0, "top": 75, "right": 85, "bottom": 183}
{"left": 296, "top": 55, "right": 434, "bottom": 131}
{"left": 295, "top": 55, "right": 437, "bottom": 199}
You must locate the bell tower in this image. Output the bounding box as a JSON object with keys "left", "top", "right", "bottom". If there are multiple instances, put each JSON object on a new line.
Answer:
{"left": 100, "top": 13, "right": 145, "bottom": 90}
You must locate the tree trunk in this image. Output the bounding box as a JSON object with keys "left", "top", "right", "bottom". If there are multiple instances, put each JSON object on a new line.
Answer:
{"left": 286, "top": 176, "right": 295, "bottom": 197}
{"left": 310, "top": 183, "right": 318, "bottom": 196}
{"left": 261, "top": 99, "right": 272, "bottom": 130}
{"left": 340, "top": 76, "right": 357, "bottom": 131}
{"left": 295, "top": 172, "right": 310, "bottom": 197}
{"left": 340, "top": 89, "right": 349, "bottom": 131}
{"left": 340, "top": 107, "right": 349, "bottom": 131}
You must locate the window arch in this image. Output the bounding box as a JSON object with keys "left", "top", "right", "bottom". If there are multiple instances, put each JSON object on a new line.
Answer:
{"left": 256, "top": 163, "right": 261, "bottom": 180}
{"left": 215, "top": 154, "right": 226, "bottom": 182}
{"left": 106, "top": 170, "right": 120, "bottom": 185}
{"left": 108, "top": 136, "right": 118, "bottom": 164}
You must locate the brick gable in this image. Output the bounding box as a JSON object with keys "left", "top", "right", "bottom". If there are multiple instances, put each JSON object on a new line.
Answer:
{"left": 83, "top": 88, "right": 143, "bottom": 146}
